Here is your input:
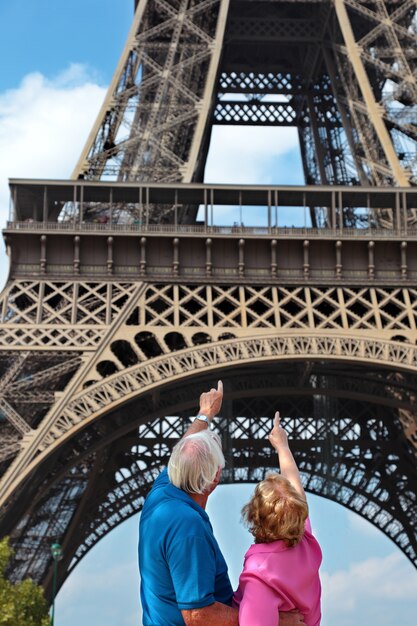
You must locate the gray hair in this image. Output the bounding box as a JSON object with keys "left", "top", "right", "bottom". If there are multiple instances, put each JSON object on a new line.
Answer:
{"left": 168, "top": 430, "right": 225, "bottom": 494}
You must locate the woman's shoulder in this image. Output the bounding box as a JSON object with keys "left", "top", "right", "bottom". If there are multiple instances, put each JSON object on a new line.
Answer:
{"left": 243, "top": 539, "right": 288, "bottom": 562}
{"left": 243, "top": 521, "right": 321, "bottom": 562}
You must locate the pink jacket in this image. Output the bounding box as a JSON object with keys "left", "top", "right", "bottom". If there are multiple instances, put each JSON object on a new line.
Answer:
{"left": 232, "top": 519, "right": 322, "bottom": 626}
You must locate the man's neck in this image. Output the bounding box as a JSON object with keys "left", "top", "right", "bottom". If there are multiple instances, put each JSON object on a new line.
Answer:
{"left": 189, "top": 493, "right": 209, "bottom": 510}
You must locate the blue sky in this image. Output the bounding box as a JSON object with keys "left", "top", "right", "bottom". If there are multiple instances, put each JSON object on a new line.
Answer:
{"left": 0, "top": 1, "right": 416, "bottom": 625}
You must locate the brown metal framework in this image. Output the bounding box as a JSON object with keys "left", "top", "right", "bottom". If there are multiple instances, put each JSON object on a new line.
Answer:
{"left": 74, "top": 0, "right": 416, "bottom": 193}
{"left": 1, "top": 182, "right": 417, "bottom": 595}
{"left": 0, "top": 0, "right": 417, "bottom": 598}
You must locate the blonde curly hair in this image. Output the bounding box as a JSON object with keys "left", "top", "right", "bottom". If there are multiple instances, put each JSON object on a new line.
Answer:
{"left": 242, "top": 473, "right": 308, "bottom": 547}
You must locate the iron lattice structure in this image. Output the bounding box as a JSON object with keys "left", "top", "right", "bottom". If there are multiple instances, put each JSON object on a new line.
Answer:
{"left": 74, "top": 0, "right": 416, "bottom": 194}
{"left": 0, "top": 0, "right": 417, "bottom": 598}
{"left": 1, "top": 182, "right": 417, "bottom": 594}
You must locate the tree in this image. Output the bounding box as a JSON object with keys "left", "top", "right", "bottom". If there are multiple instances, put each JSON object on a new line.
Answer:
{"left": 0, "top": 537, "right": 49, "bottom": 626}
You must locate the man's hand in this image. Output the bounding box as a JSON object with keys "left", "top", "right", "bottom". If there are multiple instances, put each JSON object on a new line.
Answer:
{"left": 182, "top": 601, "right": 238, "bottom": 625}
{"left": 199, "top": 380, "right": 223, "bottom": 421}
{"left": 268, "top": 411, "right": 289, "bottom": 451}
{"left": 279, "top": 610, "right": 307, "bottom": 626}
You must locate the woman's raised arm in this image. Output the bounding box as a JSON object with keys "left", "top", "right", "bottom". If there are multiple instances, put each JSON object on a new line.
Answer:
{"left": 268, "top": 411, "right": 306, "bottom": 500}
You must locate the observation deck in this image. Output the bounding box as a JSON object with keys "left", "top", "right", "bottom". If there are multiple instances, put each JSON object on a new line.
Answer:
{"left": 4, "top": 180, "right": 417, "bottom": 284}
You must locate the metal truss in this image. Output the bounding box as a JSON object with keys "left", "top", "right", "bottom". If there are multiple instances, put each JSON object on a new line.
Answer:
{"left": 72, "top": 1, "right": 416, "bottom": 221}
{"left": 2, "top": 365, "right": 416, "bottom": 593}
{"left": 0, "top": 280, "right": 137, "bottom": 350}
{"left": 1, "top": 0, "right": 417, "bottom": 598}
{"left": 0, "top": 351, "right": 82, "bottom": 470}
{"left": 2, "top": 280, "right": 417, "bottom": 468}
{"left": 73, "top": 0, "right": 229, "bottom": 183}
{"left": 329, "top": 0, "right": 417, "bottom": 186}
{"left": 1, "top": 274, "right": 417, "bottom": 592}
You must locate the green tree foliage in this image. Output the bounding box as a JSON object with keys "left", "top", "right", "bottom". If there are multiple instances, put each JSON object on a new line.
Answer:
{"left": 0, "top": 537, "right": 50, "bottom": 626}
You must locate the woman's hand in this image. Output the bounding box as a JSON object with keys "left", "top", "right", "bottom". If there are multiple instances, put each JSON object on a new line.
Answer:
{"left": 268, "top": 411, "right": 289, "bottom": 451}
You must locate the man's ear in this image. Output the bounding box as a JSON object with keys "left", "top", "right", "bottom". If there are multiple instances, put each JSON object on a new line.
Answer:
{"left": 206, "top": 467, "right": 222, "bottom": 495}
{"left": 213, "top": 466, "right": 222, "bottom": 485}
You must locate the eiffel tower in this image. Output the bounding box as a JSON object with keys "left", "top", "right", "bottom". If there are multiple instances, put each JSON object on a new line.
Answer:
{"left": 1, "top": 0, "right": 417, "bottom": 597}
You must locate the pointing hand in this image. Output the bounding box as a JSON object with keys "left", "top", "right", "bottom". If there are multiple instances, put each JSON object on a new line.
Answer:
{"left": 199, "top": 380, "right": 223, "bottom": 421}
{"left": 268, "top": 411, "right": 289, "bottom": 451}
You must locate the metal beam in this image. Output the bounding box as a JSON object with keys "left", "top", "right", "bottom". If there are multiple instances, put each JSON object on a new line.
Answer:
{"left": 0, "top": 399, "right": 32, "bottom": 436}
{"left": 334, "top": 0, "right": 410, "bottom": 186}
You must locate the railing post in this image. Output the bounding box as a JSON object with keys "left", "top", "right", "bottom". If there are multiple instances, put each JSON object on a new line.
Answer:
{"left": 303, "top": 240, "right": 310, "bottom": 279}
{"left": 109, "top": 187, "right": 113, "bottom": 226}
{"left": 140, "top": 237, "right": 147, "bottom": 276}
{"left": 107, "top": 237, "right": 114, "bottom": 275}
{"left": 174, "top": 190, "right": 178, "bottom": 228}
{"left": 238, "top": 239, "right": 245, "bottom": 277}
{"left": 146, "top": 187, "right": 150, "bottom": 229}
{"left": 274, "top": 189, "right": 278, "bottom": 229}
{"left": 73, "top": 236, "right": 80, "bottom": 274}
{"left": 267, "top": 189, "right": 271, "bottom": 231}
{"left": 395, "top": 191, "right": 401, "bottom": 232}
{"left": 271, "top": 239, "right": 277, "bottom": 278}
{"left": 72, "top": 184, "right": 77, "bottom": 226}
{"left": 368, "top": 241, "right": 375, "bottom": 279}
{"left": 79, "top": 185, "right": 84, "bottom": 225}
{"left": 204, "top": 188, "right": 208, "bottom": 231}
{"left": 43, "top": 186, "right": 48, "bottom": 223}
{"left": 402, "top": 191, "right": 407, "bottom": 236}
{"left": 12, "top": 185, "right": 17, "bottom": 221}
{"left": 206, "top": 238, "right": 212, "bottom": 276}
{"left": 331, "top": 190, "right": 336, "bottom": 232}
{"left": 335, "top": 240, "right": 342, "bottom": 279}
{"left": 401, "top": 241, "right": 407, "bottom": 279}
{"left": 40, "top": 235, "right": 47, "bottom": 274}
{"left": 173, "top": 238, "right": 179, "bottom": 276}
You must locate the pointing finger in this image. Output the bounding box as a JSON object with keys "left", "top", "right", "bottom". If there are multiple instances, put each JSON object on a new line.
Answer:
{"left": 274, "top": 411, "right": 280, "bottom": 427}
{"left": 217, "top": 380, "right": 223, "bottom": 394}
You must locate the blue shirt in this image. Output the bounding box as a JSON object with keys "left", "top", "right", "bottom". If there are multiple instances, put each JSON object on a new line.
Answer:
{"left": 139, "top": 468, "right": 233, "bottom": 626}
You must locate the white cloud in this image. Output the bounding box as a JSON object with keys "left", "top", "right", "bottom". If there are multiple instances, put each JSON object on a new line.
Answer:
{"left": 0, "top": 64, "right": 106, "bottom": 288}
{"left": 0, "top": 69, "right": 302, "bottom": 288}
{"left": 321, "top": 552, "right": 417, "bottom": 619}
{"left": 205, "top": 125, "right": 299, "bottom": 184}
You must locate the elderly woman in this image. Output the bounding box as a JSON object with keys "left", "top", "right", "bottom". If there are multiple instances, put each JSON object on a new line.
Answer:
{"left": 233, "top": 412, "right": 322, "bottom": 626}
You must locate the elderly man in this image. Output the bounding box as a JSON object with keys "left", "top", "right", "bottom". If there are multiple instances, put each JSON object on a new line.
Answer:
{"left": 139, "top": 381, "right": 306, "bottom": 626}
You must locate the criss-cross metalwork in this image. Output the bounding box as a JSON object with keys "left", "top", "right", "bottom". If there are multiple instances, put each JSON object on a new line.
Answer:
{"left": 75, "top": 0, "right": 416, "bottom": 193}
{"left": 1, "top": 0, "right": 417, "bottom": 599}
{"left": 1, "top": 187, "right": 417, "bottom": 591}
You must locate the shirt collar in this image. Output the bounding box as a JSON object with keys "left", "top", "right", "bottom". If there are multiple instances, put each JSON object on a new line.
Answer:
{"left": 246, "top": 540, "right": 288, "bottom": 556}
{"left": 165, "top": 482, "right": 211, "bottom": 524}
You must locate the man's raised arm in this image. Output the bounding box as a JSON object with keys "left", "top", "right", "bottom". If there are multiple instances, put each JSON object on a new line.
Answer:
{"left": 182, "top": 380, "right": 223, "bottom": 438}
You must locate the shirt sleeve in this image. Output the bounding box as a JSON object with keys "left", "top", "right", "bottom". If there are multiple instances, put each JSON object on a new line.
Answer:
{"left": 305, "top": 516, "right": 312, "bottom": 534}
{"left": 167, "top": 533, "right": 217, "bottom": 610}
{"left": 238, "top": 577, "right": 281, "bottom": 626}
